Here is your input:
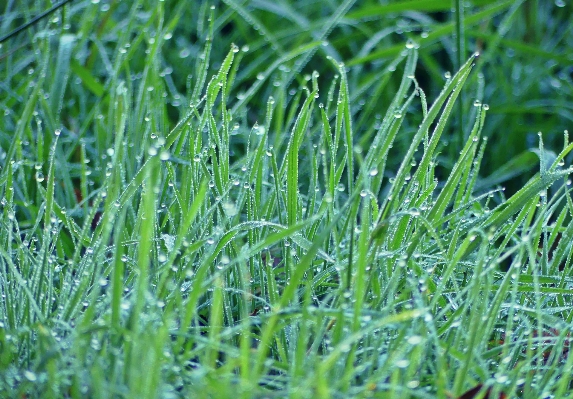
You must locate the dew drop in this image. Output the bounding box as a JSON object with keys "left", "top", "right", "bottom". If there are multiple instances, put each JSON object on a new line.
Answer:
{"left": 24, "top": 371, "right": 37, "bottom": 381}
{"left": 407, "top": 335, "right": 422, "bottom": 345}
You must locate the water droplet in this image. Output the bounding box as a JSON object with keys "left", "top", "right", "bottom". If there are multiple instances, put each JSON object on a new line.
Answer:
{"left": 406, "top": 381, "right": 419, "bottom": 389}
{"left": 473, "top": 100, "right": 481, "bottom": 107}
{"left": 223, "top": 201, "right": 237, "bottom": 216}
{"left": 407, "top": 335, "right": 422, "bottom": 345}
{"left": 148, "top": 147, "right": 158, "bottom": 156}
{"left": 24, "top": 371, "right": 37, "bottom": 381}
{"left": 159, "top": 151, "right": 170, "bottom": 160}
{"left": 444, "top": 71, "right": 451, "bottom": 79}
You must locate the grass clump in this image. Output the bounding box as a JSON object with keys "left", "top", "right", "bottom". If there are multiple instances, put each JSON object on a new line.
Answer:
{"left": 1, "top": 1, "right": 573, "bottom": 398}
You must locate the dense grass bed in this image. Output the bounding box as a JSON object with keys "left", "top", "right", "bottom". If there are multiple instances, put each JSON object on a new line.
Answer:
{"left": 1, "top": 1, "right": 573, "bottom": 398}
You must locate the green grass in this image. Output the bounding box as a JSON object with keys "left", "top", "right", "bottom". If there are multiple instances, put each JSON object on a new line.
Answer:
{"left": 1, "top": 1, "right": 573, "bottom": 398}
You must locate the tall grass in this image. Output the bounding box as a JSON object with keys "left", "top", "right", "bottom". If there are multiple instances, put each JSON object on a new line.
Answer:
{"left": 1, "top": 1, "right": 572, "bottom": 398}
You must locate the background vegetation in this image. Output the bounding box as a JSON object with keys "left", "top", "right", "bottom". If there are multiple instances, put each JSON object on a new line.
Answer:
{"left": 1, "top": 0, "right": 572, "bottom": 398}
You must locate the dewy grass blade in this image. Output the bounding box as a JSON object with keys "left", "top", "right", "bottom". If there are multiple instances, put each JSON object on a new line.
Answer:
{"left": 285, "top": 89, "right": 317, "bottom": 226}
{"left": 50, "top": 34, "right": 75, "bottom": 118}
{"left": 372, "top": 52, "right": 477, "bottom": 241}
{"left": 330, "top": 58, "right": 353, "bottom": 194}
{"left": 426, "top": 106, "right": 485, "bottom": 224}
{"left": 130, "top": 154, "right": 160, "bottom": 333}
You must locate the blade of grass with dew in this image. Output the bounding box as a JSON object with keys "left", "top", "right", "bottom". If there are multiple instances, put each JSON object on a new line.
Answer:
{"left": 284, "top": 89, "right": 317, "bottom": 226}
{"left": 372, "top": 52, "right": 477, "bottom": 242}
{"left": 426, "top": 106, "right": 486, "bottom": 224}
